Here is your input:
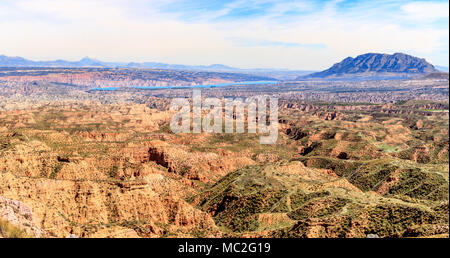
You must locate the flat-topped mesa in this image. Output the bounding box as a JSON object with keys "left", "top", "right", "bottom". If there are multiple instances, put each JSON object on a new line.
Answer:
{"left": 302, "top": 53, "right": 439, "bottom": 80}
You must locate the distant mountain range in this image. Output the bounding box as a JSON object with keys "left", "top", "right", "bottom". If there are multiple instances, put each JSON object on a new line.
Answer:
{"left": 0, "top": 54, "right": 317, "bottom": 80}
{"left": 300, "top": 53, "right": 443, "bottom": 80}
{"left": 0, "top": 55, "right": 241, "bottom": 71}
{"left": 1, "top": 53, "right": 447, "bottom": 81}
{"left": 0, "top": 54, "right": 311, "bottom": 76}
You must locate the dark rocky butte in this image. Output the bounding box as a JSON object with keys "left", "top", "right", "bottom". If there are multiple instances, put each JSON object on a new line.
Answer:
{"left": 303, "top": 53, "right": 439, "bottom": 79}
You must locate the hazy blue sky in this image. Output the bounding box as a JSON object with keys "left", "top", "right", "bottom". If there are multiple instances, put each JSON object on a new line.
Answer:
{"left": 1, "top": 0, "right": 448, "bottom": 69}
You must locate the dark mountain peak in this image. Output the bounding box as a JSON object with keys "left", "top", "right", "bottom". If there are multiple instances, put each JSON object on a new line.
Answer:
{"left": 206, "top": 64, "right": 233, "bottom": 69}
{"left": 78, "top": 57, "right": 103, "bottom": 66}
{"left": 80, "top": 56, "right": 94, "bottom": 61}
{"left": 304, "top": 52, "right": 438, "bottom": 79}
{"left": 80, "top": 56, "right": 103, "bottom": 62}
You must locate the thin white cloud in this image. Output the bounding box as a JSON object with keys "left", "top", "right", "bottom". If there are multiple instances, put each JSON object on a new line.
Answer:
{"left": 401, "top": 1, "right": 449, "bottom": 21}
{"left": 0, "top": 0, "right": 448, "bottom": 69}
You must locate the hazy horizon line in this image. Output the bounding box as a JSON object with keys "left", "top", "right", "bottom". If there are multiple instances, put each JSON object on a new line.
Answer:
{"left": 1, "top": 52, "right": 448, "bottom": 71}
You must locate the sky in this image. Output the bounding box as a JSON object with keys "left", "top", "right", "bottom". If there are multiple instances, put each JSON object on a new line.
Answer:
{"left": 0, "top": 0, "right": 448, "bottom": 70}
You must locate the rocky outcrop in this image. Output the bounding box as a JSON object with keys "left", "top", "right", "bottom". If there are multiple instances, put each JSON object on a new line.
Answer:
{"left": 147, "top": 140, "right": 254, "bottom": 182}
{"left": 303, "top": 53, "right": 438, "bottom": 79}
{"left": 0, "top": 171, "right": 219, "bottom": 238}
{"left": 0, "top": 196, "right": 45, "bottom": 237}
